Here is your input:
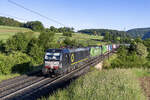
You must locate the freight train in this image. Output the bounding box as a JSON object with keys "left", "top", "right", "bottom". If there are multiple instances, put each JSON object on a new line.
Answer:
{"left": 42, "top": 44, "right": 119, "bottom": 75}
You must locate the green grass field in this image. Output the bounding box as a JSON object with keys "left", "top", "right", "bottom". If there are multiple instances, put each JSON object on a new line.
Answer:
{"left": 39, "top": 68, "right": 147, "bottom": 100}
{"left": 55, "top": 33, "right": 103, "bottom": 46}
{"left": 0, "top": 25, "right": 33, "bottom": 41}
{"left": 0, "top": 25, "right": 103, "bottom": 45}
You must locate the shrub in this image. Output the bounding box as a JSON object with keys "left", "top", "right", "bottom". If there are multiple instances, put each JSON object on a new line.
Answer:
{"left": 27, "top": 37, "right": 39, "bottom": 54}
{"left": 0, "top": 40, "right": 5, "bottom": 53}
{"left": 38, "top": 31, "right": 55, "bottom": 49}
{"left": 10, "top": 52, "right": 32, "bottom": 73}
{"left": 0, "top": 53, "right": 14, "bottom": 74}
{"left": 129, "top": 42, "right": 148, "bottom": 58}
{"left": 111, "top": 53, "right": 147, "bottom": 68}
{"left": 63, "top": 32, "right": 72, "bottom": 37}
{"left": 29, "top": 44, "right": 45, "bottom": 65}
{"left": 110, "top": 45, "right": 148, "bottom": 69}
{"left": 0, "top": 52, "right": 33, "bottom": 74}
{"left": 136, "top": 43, "right": 148, "bottom": 58}
{"left": 24, "top": 21, "right": 44, "bottom": 31}
{"left": 5, "top": 32, "right": 33, "bottom": 52}
{"left": 63, "top": 37, "right": 78, "bottom": 47}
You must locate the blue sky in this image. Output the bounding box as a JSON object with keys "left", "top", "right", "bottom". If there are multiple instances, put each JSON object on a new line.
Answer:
{"left": 0, "top": 0, "right": 150, "bottom": 31}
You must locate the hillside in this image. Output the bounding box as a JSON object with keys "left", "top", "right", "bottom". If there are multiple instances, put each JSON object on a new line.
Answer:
{"left": 0, "top": 25, "right": 103, "bottom": 45}
{"left": 78, "top": 29, "right": 127, "bottom": 37}
{"left": 78, "top": 28, "right": 150, "bottom": 40}
{"left": 127, "top": 28, "right": 150, "bottom": 39}
{"left": 0, "top": 25, "right": 35, "bottom": 41}
{"left": 0, "top": 16, "right": 22, "bottom": 27}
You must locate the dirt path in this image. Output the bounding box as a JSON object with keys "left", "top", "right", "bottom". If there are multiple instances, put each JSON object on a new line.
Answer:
{"left": 139, "top": 77, "right": 150, "bottom": 100}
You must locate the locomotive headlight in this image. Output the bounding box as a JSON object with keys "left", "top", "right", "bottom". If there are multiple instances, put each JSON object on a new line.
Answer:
{"left": 45, "top": 55, "right": 48, "bottom": 59}
{"left": 54, "top": 62, "right": 59, "bottom": 65}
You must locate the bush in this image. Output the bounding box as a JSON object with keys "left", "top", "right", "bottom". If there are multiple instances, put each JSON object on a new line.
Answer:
{"left": 10, "top": 52, "right": 32, "bottom": 73}
{"left": 63, "top": 37, "right": 78, "bottom": 47}
{"left": 29, "top": 44, "right": 45, "bottom": 65}
{"left": 0, "top": 53, "right": 14, "bottom": 74}
{"left": 27, "top": 37, "right": 39, "bottom": 54}
{"left": 0, "top": 40, "right": 5, "bottom": 53}
{"left": 111, "top": 53, "right": 147, "bottom": 68}
{"left": 110, "top": 45, "right": 148, "bottom": 69}
{"left": 24, "top": 21, "right": 44, "bottom": 31}
{"left": 0, "top": 52, "right": 32, "bottom": 75}
{"left": 5, "top": 32, "right": 33, "bottom": 52}
{"left": 136, "top": 43, "right": 148, "bottom": 58}
{"left": 38, "top": 31, "right": 55, "bottom": 49}
{"left": 63, "top": 32, "right": 72, "bottom": 37}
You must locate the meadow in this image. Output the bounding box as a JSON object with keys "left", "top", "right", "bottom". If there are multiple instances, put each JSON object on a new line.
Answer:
{"left": 39, "top": 68, "right": 147, "bottom": 100}
{"left": 0, "top": 26, "right": 33, "bottom": 41}
{"left": 0, "top": 25, "right": 103, "bottom": 45}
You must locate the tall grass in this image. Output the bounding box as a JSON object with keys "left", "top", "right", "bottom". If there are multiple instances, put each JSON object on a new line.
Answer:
{"left": 0, "top": 73, "right": 20, "bottom": 82}
{"left": 39, "top": 69, "right": 146, "bottom": 100}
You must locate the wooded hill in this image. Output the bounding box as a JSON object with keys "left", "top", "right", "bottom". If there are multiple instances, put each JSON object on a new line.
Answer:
{"left": 78, "top": 29, "right": 128, "bottom": 37}
{"left": 127, "top": 28, "right": 150, "bottom": 39}
{"left": 78, "top": 28, "right": 150, "bottom": 40}
{"left": 0, "top": 16, "right": 74, "bottom": 33}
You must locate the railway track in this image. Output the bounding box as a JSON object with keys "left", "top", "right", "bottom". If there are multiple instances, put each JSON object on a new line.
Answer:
{"left": 0, "top": 52, "right": 113, "bottom": 100}
{"left": 0, "top": 69, "right": 41, "bottom": 88}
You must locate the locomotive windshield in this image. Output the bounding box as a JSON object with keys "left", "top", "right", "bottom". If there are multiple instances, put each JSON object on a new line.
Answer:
{"left": 45, "top": 52, "right": 61, "bottom": 61}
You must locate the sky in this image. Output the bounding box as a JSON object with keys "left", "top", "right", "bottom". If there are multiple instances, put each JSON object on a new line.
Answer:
{"left": 0, "top": 0, "right": 150, "bottom": 31}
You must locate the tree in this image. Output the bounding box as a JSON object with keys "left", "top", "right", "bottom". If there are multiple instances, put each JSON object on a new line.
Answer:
{"left": 49, "top": 26, "right": 58, "bottom": 32}
{"left": 0, "top": 41, "right": 5, "bottom": 53}
{"left": 134, "top": 37, "right": 142, "bottom": 43}
{"left": 38, "top": 31, "right": 55, "bottom": 49}
{"left": 63, "top": 32, "right": 72, "bottom": 37}
{"left": 129, "top": 42, "right": 148, "bottom": 58}
{"left": 24, "top": 21, "right": 44, "bottom": 31}
{"left": 0, "top": 16, "right": 22, "bottom": 27}
{"left": 58, "top": 27, "right": 74, "bottom": 33}
{"left": 29, "top": 44, "right": 44, "bottom": 64}
{"left": 27, "top": 37, "right": 39, "bottom": 54}
{"left": 136, "top": 43, "right": 148, "bottom": 58}
{"left": 5, "top": 32, "right": 33, "bottom": 52}
{"left": 63, "top": 37, "right": 78, "bottom": 47}
{"left": 103, "top": 32, "right": 110, "bottom": 41}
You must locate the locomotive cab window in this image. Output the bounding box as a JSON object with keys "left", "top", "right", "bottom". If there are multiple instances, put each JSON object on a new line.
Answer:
{"left": 45, "top": 52, "right": 61, "bottom": 61}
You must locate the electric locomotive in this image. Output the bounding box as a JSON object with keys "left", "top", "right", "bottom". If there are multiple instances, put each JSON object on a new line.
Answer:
{"left": 42, "top": 47, "right": 90, "bottom": 75}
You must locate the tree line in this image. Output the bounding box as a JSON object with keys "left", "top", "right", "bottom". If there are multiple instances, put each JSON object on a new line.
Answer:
{"left": 0, "top": 16, "right": 74, "bottom": 33}
{"left": 78, "top": 29, "right": 131, "bottom": 43}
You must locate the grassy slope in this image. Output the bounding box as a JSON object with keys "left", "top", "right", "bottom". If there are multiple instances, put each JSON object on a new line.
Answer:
{"left": 0, "top": 25, "right": 41, "bottom": 42}
{"left": 0, "top": 25, "right": 103, "bottom": 45}
{"left": 39, "top": 69, "right": 146, "bottom": 100}
{"left": 0, "top": 25, "right": 34, "bottom": 41}
{"left": 55, "top": 33, "right": 103, "bottom": 46}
